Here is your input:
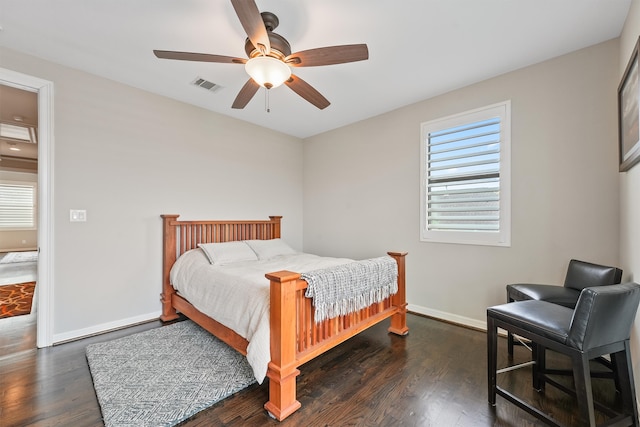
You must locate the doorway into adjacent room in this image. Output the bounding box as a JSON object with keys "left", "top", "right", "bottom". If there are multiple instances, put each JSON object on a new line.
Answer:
{"left": 0, "top": 69, "right": 54, "bottom": 353}
{"left": 0, "top": 84, "right": 39, "bottom": 357}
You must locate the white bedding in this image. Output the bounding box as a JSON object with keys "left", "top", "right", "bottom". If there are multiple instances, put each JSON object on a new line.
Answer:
{"left": 170, "top": 248, "right": 353, "bottom": 383}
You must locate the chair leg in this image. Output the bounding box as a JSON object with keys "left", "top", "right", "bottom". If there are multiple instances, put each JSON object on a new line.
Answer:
{"left": 507, "top": 296, "right": 515, "bottom": 356}
{"left": 610, "top": 354, "right": 621, "bottom": 393}
{"left": 533, "top": 344, "right": 545, "bottom": 391}
{"left": 612, "top": 342, "right": 639, "bottom": 426}
{"left": 487, "top": 316, "right": 498, "bottom": 406}
{"left": 508, "top": 331, "right": 515, "bottom": 356}
{"left": 572, "top": 353, "right": 596, "bottom": 427}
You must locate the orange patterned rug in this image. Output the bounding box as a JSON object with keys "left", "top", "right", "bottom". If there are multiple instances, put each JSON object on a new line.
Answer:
{"left": 0, "top": 282, "right": 36, "bottom": 319}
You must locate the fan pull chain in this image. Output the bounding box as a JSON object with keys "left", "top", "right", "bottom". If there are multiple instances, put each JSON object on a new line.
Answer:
{"left": 264, "top": 88, "right": 271, "bottom": 113}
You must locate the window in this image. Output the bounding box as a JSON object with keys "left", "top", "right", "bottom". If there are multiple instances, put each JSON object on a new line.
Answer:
{"left": 0, "top": 181, "right": 37, "bottom": 229}
{"left": 420, "top": 101, "right": 511, "bottom": 246}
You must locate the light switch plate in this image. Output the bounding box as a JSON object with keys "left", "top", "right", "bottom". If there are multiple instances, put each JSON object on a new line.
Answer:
{"left": 70, "top": 209, "right": 87, "bottom": 222}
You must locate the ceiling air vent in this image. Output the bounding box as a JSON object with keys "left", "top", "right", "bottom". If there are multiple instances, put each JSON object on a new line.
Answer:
{"left": 191, "top": 77, "right": 222, "bottom": 93}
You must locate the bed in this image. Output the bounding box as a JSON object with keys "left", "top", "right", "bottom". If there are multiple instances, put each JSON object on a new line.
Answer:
{"left": 161, "top": 214, "right": 408, "bottom": 421}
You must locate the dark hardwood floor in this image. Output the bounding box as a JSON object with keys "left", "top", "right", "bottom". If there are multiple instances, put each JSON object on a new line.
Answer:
{"left": 0, "top": 316, "right": 36, "bottom": 359}
{"left": 0, "top": 313, "right": 625, "bottom": 426}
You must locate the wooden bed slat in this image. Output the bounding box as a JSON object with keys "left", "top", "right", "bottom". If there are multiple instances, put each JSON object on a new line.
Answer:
{"left": 160, "top": 214, "right": 407, "bottom": 421}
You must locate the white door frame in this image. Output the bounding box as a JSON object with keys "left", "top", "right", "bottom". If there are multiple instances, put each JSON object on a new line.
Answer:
{"left": 0, "top": 67, "right": 54, "bottom": 347}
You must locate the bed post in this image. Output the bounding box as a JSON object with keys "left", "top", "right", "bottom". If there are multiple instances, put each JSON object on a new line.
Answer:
{"left": 160, "top": 214, "right": 180, "bottom": 322}
{"left": 387, "top": 251, "right": 409, "bottom": 336}
{"left": 264, "top": 270, "right": 302, "bottom": 421}
{"left": 269, "top": 216, "right": 282, "bottom": 238}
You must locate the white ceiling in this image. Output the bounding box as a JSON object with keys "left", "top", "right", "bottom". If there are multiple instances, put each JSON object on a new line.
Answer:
{"left": 0, "top": 0, "right": 632, "bottom": 138}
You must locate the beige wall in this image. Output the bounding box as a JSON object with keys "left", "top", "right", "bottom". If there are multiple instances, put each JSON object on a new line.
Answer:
{"left": 0, "top": 170, "right": 38, "bottom": 251}
{"left": 619, "top": 0, "right": 640, "bottom": 402}
{"left": 303, "top": 39, "right": 621, "bottom": 328}
{"left": 0, "top": 46, "right": 304, "bottom": 341}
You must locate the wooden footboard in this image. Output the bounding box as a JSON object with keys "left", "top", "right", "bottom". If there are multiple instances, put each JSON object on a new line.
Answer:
{"left": 264, "top": 252, "right": 408, "bottom": 420}
{"left": 161, "top": 215, "right": 408, "bottom": 421}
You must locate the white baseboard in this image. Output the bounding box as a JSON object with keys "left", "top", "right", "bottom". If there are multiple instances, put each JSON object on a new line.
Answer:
{"left": 408, "top": 303, "right": 487, "bottom": 331}
{"left": 52, "top": 310, "right": 161, "bottom": 344}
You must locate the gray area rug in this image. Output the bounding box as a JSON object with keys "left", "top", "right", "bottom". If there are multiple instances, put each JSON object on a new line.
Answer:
{"left": 86, "top": 320, "right": 256, "bottom": 427}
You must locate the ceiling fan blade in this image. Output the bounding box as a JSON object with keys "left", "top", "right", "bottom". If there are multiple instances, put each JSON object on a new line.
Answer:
{"left": 230, "top": 0, "right": 270, "bottom": 55}
{"left": 232, "top": 79, "right": 260, "bottom": 109}
{"left": 285, "top": 44, "right": 369, "bottom": 67}
{"left": 154, "top": 50, "right": 246, "bottom": 64}
{"left": 284, "top": 74, "right": 330, "bottom": 110}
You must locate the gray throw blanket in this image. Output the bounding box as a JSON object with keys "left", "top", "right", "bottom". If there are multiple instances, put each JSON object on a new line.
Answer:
{"left": 301, "top": 256, "right": 398, "bottom": 323}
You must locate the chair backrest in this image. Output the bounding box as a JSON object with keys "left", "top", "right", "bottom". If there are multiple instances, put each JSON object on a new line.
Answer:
{"left": 567, "top": 282, "right": 640, "bottom": 351}
{"left": 564, "top": 259, "right": 623, "bottom": 291}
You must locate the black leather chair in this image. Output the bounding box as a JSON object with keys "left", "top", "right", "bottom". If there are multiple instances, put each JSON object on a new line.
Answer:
{"left": 488, "top": 283, "right": 640, "bottom": 427}
{"left": 506, "top": 259, "right": 623, "bottom": 355}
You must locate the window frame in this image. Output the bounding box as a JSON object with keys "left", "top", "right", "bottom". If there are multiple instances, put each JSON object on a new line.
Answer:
{"left": 0, "top": 180, "right": 38, "bottom": 231}
{"left": 420, "top": 101, "right": 511, "bottom": 247}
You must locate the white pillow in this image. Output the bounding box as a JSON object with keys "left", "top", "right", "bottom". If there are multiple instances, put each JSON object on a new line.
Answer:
{"left": 197, "top": 241, "right": 258, "bottom": 265}
{"left": 244, "top": 238, "right": 297, "bottom": 260}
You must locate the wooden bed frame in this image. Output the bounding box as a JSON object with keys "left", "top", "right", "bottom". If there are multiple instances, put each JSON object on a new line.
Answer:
{"left": 161, "top": 214, "right": 408, "bottom": 421}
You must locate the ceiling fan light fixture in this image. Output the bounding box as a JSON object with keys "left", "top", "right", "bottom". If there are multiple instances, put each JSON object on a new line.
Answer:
{"left": 245, "top": 56, "right": 291, "bottom": 89}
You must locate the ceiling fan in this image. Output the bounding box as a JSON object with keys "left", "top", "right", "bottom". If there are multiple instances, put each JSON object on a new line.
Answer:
{"left": 153, "top": 0, "right": 368, "bottom": 110}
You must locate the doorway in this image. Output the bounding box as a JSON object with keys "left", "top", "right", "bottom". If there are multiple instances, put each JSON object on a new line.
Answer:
{"left": 0, "top": 84, "right": 39, "bottom": 349}
{"left": 0, "top": 67, "right": 54, "bottom": 349}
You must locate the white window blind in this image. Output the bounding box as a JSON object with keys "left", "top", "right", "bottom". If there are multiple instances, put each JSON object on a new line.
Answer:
{"left": 420, "top": 101, "right": 510, "bottom": 246}
{"left": 0, "top": 182, "right": 36, "bottom": 229}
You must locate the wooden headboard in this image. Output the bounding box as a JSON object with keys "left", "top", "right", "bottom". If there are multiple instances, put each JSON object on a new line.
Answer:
{"left": 162, "top": 214, "right": 282, "bottom": 257}
{"left": 160, "top": 214, "right": 282, "bottom": 319}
